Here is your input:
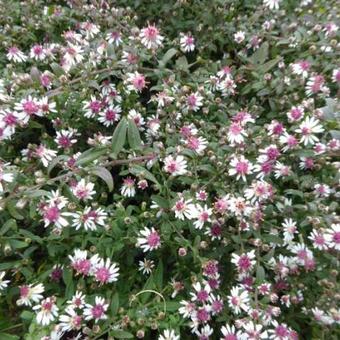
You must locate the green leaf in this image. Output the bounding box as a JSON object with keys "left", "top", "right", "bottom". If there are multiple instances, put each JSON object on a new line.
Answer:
{"left": 76, "top": 147, "right": 108, "bottom": 166}
{"left": 130, "top": 165, "right": 160, "bottom": 187}
{"left": 90, "top": 166, "right": 114, "bottom": 192}
{"left": 1, "top": 219, "right": 17, "bottom": 236}
{"left": 260, "top": 57, "right": 281, "bottom": 73}
{"left": 110, "top": 330, "right": 134, "bottom": 339}
{"left": 256, "top": 265, "right": 265, "bottom": 283}
{"left": 112, "top": 118, "right": 128, "bottom": 155}
{"left": 6, "top": 200, "right": 24, "bottom": 220}
{"left": 249, "top": 42, "right": 269, "bottom": 65}
{"left": 9, "top": 239, "right": 28, "bottom": 249}
{"left": 160, "top": 48, "right": 178, "bottom": 66}
{"left": 151, "top": 195, "right": 169, "bottom": 209}
{"left": 47, "top": 155, "right": 68, "bottom": 175}
{"left": 0, "top": 333, "right": 20, "bottom": 340}
{"left": 110, "top": 292, "right": 119, "bottom": 316}
{"left": 127, "top": 119, "right": 142, "bottom": 150}
{"left": 154, "top": 261, "right": 163, "bottom": 289}
{"left": 176, "top": 56, "right": 189, "bottom": 72}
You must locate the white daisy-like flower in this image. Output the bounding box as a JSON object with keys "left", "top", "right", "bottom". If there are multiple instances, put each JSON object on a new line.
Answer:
{"left": 191, "top": 204, "right": 213, "bottom": 229}
{"left": 163, "top": 155, "right": 188, "bottom": 176}
{"left": 180, "top": 33, "right": 195, "bottom": 52}
{"left": 229, "top": 155, "right": 254, "bottom": 181}
{"left": 158, "top": 329, "right": 180, "bottom": 340}
{"left": 172, "top": 197, "right": 196, "bottom": 220}
{"left": 0, "top": 163, "right": 14, "bottom": 193}
{"left": 137, "top": 227, "right": 161, "bottom": 252}
{"left": 295, "top": 116, "right": 325, "bottom": 145}
{"left": 16, "top": 283, "right": 45, "bottom": 306}
{"left": 120, "top": 177, "right": 136, "bottom": 197}
{"left": 138, "top": 258, "right": 155, "bottom": 275}
{"left": 263, "top": 0, "right": 281, "bottom": 10}
{"left": 83, "top": 296, "right": 108, "bottom": 323}
{"left": 0, "top": 272, "right": 10, "bottom": 292}
{"left": 71, "top": 179, "right": 96, "bottom": 201}
{"left": 7, "top": 46, "right": 27, "bottom": 63}
{"left": 33, "top": 296, "right": 59, "bottom": 326}
{"left": 140, "top": 25, "right": 164, "bottom": 49}
{"left": 59, "top": 307, "right": 83, "bottom": 332}
{"left": 234, "top": 31, "right": 245, "bottom": 43}
{"left": 227, "top": 286, "right": 250, "bottom": 314}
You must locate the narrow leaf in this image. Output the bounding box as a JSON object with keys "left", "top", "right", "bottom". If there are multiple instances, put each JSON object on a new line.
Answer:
{"left": 127, "top": 119, "right": 142, "bottom": 150}
{"left": 112, "top": 118, "right": 128, "bottom": 155}
{"left": 90, "top": 166, "right": 114, "bottom": 192}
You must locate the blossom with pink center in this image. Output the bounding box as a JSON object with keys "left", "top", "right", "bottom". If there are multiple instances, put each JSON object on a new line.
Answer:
{"left": 98, "top": 105, "right": 121, "bottom": 126}
{"left": 231, "top": 250, "right": 256, "bottom": 273}
{"left": 229, "top": 155, "right": 254, "bottom": 181}
{"left": 279, "top": 133, "right": 299, "bottom": 152}
{"left": 33, "top": 296, "right": 59, "bottom": 326}
{"left": 295, "top": 116, "right": 324, "bottom": 145}
{"left": 71, "top": 179, "right": 96, "bottom": 201}
{"left": 61, "top": 44, "right": 84, "bottom": 71}
{"left": 234, "top": 31, "right": 245, "bottom": 43}
{"left": 191, "top": 204, "right": 213, "bottom": 229}
{"left": 140, "top": 24, "right": 164, "bottom": 49}
{"left": 83, "top": 96, "right": 103, "bottom": 118}
{"left": 137, "top": 227, "right": 161, "bottom": 252}
{"left": 128, "top": 109, "right": 145, "bottom": 127}
{"left": 259, "top": 145, "right": 281, "bottom": 161}
{"left": 325, "top": 224, "right": 340, "bottom": 251}
{"left": 308, "top": 230, "right": 328, "bottom": 250}
{"left": 221, "top": 323, "right": 244, "bottom": 340}
{"left": 305, "top": 75, "right": 328, "bottom": 96}
{"left": 120, "top": 177, "right": 136, "bottom": 197}
{"left": 67, "top": 291, "right": 86, "bottom": 309}
{"left": 172, "top": 197, "right": 196, "bottom": 220}
{"left": 185, "top": 135, "right": 208, "bottom": 154}
{"left": 209, "top": 294, "right": 224, "bottom": 315}
{"left": 242, "top": 321, "right": 268, "bottom": 340}
{"left": 299, "top": 156, "right": 314, "bottom": 170}
{"left": 7, "top": 46, "right": 27, "bottom": 63}
{"left": 0, "top": 110, "right": 21, "bottom": 136}
{"left": 274, "top": 162, "right": 291, "bottom": 178}
{"left": 180, "top": 33, "right": 195, "bottom": 52}
{"left": 55, "top": 129, "right": 78, "bottom": 149}
{"left": 190, "top": 282, "right": 211, "bottom": 303}
{"left": 282, "top": 218, "right": 297, "bottom": 244}
{"left": 287, "top": 106, "right": 304, "bottom": 122}
{"left": 227, "top": 286, "right": 250, "bottom": 314}
{"left": 15, "top": 95, "right": 42, "bottom": 124}
{"left": 91, "top": 257, "right": 119, "bottom": 285}
{"left": 59, "top": 307, "right": 83, "bottom": 332}
{"left": 30, "top": 44, "right": 46, "bottom": 60}
{"left": 196, "top": 190, "right": 208, "bottom": 201}
{"left": 40, "top": 71, "right": 53, "bottom": 88}
{"left": 218, "top": 77, "right": 237, "bottom": 96}
{"left": 84, "top": 296, "right": 108, "bottom": 322}
{"left": 163, "top": 155, "right": 188, "bottom": 176}
{"left": 34, "top": 144, "right": 57, "bottom": 167}
{"left": 227, "top": 123, "right": 247, "bottom": 145}
{"left": 42, "top": 204, "right": 69, "bottom": 229}
{"left": 126, "top": 71, "right": 147, "bottom": 92}
{"left": 186, "top": 92, "right": 203, "bottom": 112}
{"left": 69, "top": 249, "right": 92, "bottom": 276}
{"left": 244, "top": 180, "right": 272, "bottom": 203}
{"left": 291, "top": 60, "right": 311, "bottom": 78}
{"left": 16, "top": 283, "right": 44, "bottom": 306}
{"left": 314, "top": 183, "right": 331, "bottom": 198}
{"left": 106, "top": 31, "right": 123, "bottom": 46}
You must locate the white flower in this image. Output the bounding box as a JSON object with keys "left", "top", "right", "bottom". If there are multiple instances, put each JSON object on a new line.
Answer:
{"left": 7, "top": 46, "right": 27, "bottom": 63}
{"left": 140, "top": 25, "right": 164, "bottom": 49}
{"left": 282, "top": 218, "right": 297, "bottom": 244}
{"left": 120, "top": 177, "right": 136, "bottom": 197}
{"left": 71, "top": 179, "right": 96, "bottom": 201}
{"left": 229, "top": 155, "right": 253, "bottom": 181}
{"left": 0, "top": 163, "right": 14, "bottom": 192}
{"left": 125, "top": 72, "right": 147, "bottom": 92}
{"left": 33, "top": 296, "right": 59, "bottom": 326}
{"left": 227, "top": 286, "right": 250, "bottom": 314}
{"left": 172, "top": 197, "right": 196, "bottom": 220}
{"left": 34, "top": 144, "right": 57, "bottom": 167}
{"left": 180, "top": 33, "right": 195, "bottom": 52}
{"left": 295, "top": 116, "right": 324, "bottom": 145}
{"left": 191, "top": 204, "right": 212, "bottom": 229}
{"left": 138, "top": 258, "right": 155, "bottom": 275}
{"left": 231, "top": 250, "right": 256, "bottom": 273}
{"left": 137, "top": 227, "right": 161, "bottom": 252}
{"left": 59, "top": 307, "right": 82, "bottom": 332}
{"left": 17, "top": 283, "right": 45, "bottom": 306}
{"left": 67, "top": 291, "right": 86, "bottom": 309}
{"left": 164, "top": 155, "right": 188, "bottom": 176}
{"left": 227, "top": 123, "right": 247, "bottom": 145}
{"left": 325, "top": 224, "right": 340, "bottom": 251}
{"left": 30, "top": 44, "right": 46, "bottom": 60}
{"left": 158, "top": 329, "right": 180, "bottom": 340}
{"left": 234, "top": 31, "right": 245, "bottom": 43}
{"left": 263, "top": 0, "right": 281, "bottom": 10}
{"left": 243, "top": 321, "right": 268, "bottom": 339}
{"left": 185, "top": 92, "right": 203, "bottom": 112}
{"left": 83, "top": 296, "right": 108, "bottom": 322}
{"left": 91, "top": 257, "right": 119, "bottom": 285}
{"left": 0, "top": 272, "right": 10, "bottom": 291}
{"left": 98, "top": 105, "right": 121, "bottom": 126}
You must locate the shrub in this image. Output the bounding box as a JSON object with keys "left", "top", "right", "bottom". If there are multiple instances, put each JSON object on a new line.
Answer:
{"left": 0, "top": 0, "right": 339, "bottom": 339}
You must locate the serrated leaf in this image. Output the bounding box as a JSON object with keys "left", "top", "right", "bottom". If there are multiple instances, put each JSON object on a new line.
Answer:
{"left": 127, "top": 119, "right": 142, "bottom": 150}
{"left": 90, "top": 166, "right": 114, "bottom": 192}
{"left": 112, "top": 118, "right": 128, "bottom": 155}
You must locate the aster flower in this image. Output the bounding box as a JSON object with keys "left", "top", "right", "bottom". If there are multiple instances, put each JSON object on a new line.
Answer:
{"left": 263, "top": 0, "right": 281, "bottom": 10}
{"left": 59, "top": 307, "right": 83, "bottom": 332}
{"left": 325, "top": 224, "right": 340, "bottom": 251}
{"left": 282, "top": 218, "right": 298, "bottom": 244}
{"left": 128, "top": 109, "right": 145, "bottom": 128}
{"left": 34, "top": 144, "right": 57, "bottom": 167}
{"left": 0, "top": 163, "right": 14, "bottom": 193}
{"left": 69, "top": 249, "right": 91, "bottom": 276}
{"left": 126, "top": 72, "right": 147, "bottom": 92}
{"left": 295, "top": 116, "right": 324, "bottom": 145}
{"left": 191, "top": 204, "right": 213, "bottom": 229}
{"left": 67, "top": 291, "right": 86, "bottom": 309}
{"left": 106, "top": 31, "right": 123, "bottom": 46}
{"left": 185, "top": 92, "right": 203, "bottom": 112}
{"left": 227, "top": 286, "right": 250, "bottom": 314}
{"left": 163, "top": 155, "right": 188, "bottom": 176}
{"left": 55, "top": 129, "right": 78, "bottom": 149}
{"left": 71, "top": 179, "right": 96, "bottom": 201}
{"left": 158, "top": 329, "right": 180, "bottom": 340}
{"left": 172, "top": 197, "right": 196, "bottom": 220}
{"left": 98, "top": 105, "right": 121, "bottom": 126}
{"left": 7, "top": 46, "right": 27, "bottom": 63}
{"left": 33, "top": 296, "right": 59, "bottom": 326}
{"left": 229, "top": 155, "right": 254, "bottom": 181}
{"left": 0, "top": 272, "right": 10, "bottom": 292}
{"left": 308, "top": 229, "right": 328, "bottom": 250}
{"left": 220, "top": 324, "right": 244, "bottom": 340}
{"left": 83, "top": 96, "right": 102, "bottom": 118}
{"left": 137, "top": 227, "right": 161, "bottom": 252}
{"left": 234, "top": 31, "right": 245, "bottom": 43}
{"left": 227, "top": 122, "right": 247, "bottom": 145}
{"left": 243, "top": 321, "right": 268, "bottom": 339}
{"left": 17, "top": 283, "right": 44, "bottom": 306}
{"left": 180, "top": 33, "right": 195, "bottom": 52}
{"left": 291, "top": 60, "right": 311, "bottom": 79}
{"left": 15, "top": 95, "right": 42, "bottom": 124}
{"left": 140, "top": 24, "right": 164, "bottom": 49}
{"left": 83, "top": 296, "right": 108, "bottom": 323}
{"left": 138, "top": 258, "right": 155, "bottom": 275}
{"left": 120, "top": 177, "right": 136, "bottom": 197}
{"left": 91, "top": 257, "right": 119, "bottom": 285}
{"left": 30, "top": 44, "right": 46, "bottom": 60}
{"left": 231, "top": 250, "right": 256, "bottom": 273}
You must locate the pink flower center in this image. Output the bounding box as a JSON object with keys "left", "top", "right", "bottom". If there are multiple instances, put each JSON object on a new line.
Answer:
{"left": 44, "top": 206, "right": 60, "bottom": 222}
{"left": 197, "top": 290, "right": 209, "bottom": 302}
{"left": 332, "top": 232, "right": 340, "bottom": 244}
{"left": 230, "top": 123, "right": 242, "bottom": 135}
{"left": 42, "top": 301, "right": 52, "bottom": 311}
{"left": 187, "top": 95, "right": 197, "bottom": 107}
{"left": 236, "top": 161, "right": 248, "bottom": 174}
{"left": 95, "top": 267, "right": 110, "bottom": 283}
{"left": 147, "top": 231, "right": 160, "bottom": 248}
{"left": 89, "top": 100, "right": 101, "bottom": 113}
{"left": 20, "top": 285, "right": 29, "bottom": 297}
{"left": 238, "top": 255, "right": 251, "bottom": 271}
{"left": 23, "top": 100, "right": 39, "bottom": 115}
{"left": 105, "top": 109, "right": 117, "bottom": 121}
{"left": 92, "top": 304, "right": 104, "bottom": 319}
{"left": 3, "top": 113, "right": 17, "bottom": 126}
{"left": 58, "top": 136, "right": 71, "bottom": 148}
{"left": 196, "top": 308, "right": 210, "bottom": 322}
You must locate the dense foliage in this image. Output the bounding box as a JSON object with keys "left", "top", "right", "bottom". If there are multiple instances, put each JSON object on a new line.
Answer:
{"left": 0, "top": 0, "right": 339, "bottom": 339}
